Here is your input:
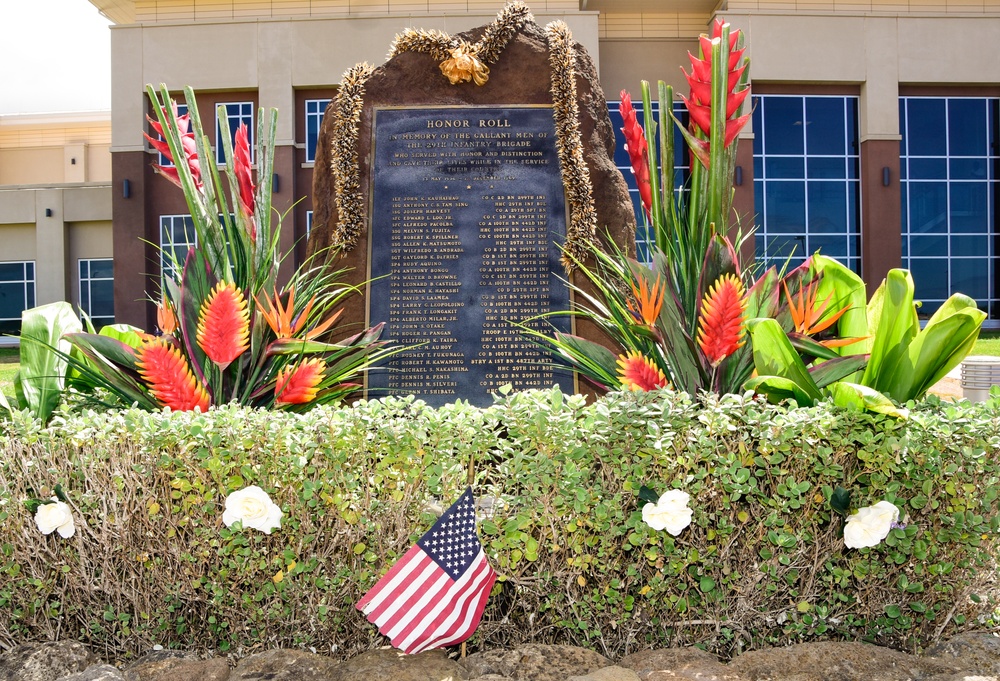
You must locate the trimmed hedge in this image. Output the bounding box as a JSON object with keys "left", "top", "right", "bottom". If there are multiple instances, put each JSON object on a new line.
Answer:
{"left": 0, "top": 388, "right": 998, "bottom": 661}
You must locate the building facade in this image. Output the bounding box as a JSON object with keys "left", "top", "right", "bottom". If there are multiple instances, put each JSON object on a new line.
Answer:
{"left": 2, "top": 0, "right": 998, "bottom": 335}
{"left": 0, "top": 111, "right": 113, "bottom": 337}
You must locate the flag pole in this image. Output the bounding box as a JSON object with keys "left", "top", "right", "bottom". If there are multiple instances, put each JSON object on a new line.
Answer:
{"left": 464, "top": 450, "right": 474, "bottom": 659}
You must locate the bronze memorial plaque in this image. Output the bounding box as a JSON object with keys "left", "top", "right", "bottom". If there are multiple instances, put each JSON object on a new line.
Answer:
{"left": 367, "top": 105, "right": 573, "bottom": 406}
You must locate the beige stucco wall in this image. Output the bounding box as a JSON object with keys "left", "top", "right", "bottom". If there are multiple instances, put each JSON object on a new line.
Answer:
{"left": 0, "top": 185, "right": 112, "bottom": 308}
{"left": 725, "top": 12, "right": 1000, "bottom": 140}
{"left": 0, "top": 224, "right": 37, "bottom": 261}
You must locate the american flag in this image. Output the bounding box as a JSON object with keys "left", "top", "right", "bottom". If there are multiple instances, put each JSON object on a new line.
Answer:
{"left": 355, "top": 487, "right": 497, "bottom": 654}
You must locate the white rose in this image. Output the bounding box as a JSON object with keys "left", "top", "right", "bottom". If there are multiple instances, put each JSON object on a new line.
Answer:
{"left": 844, "top": 500, "right": 899, "bottom": 549}
{"left": 35, "top": 499, "right": 75, "bottom": 538}
{"left": 642, "top": 489, "right": 693, "bottom": 536}
{"left": 222, "top": 486, "right": 282, "bottom": 534}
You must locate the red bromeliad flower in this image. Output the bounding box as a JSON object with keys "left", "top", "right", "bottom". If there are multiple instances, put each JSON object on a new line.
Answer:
{"left": 275, "top": 358, "right": 326, "bottom": 405}
{"left": 196, "top": 282, "right": 250, "bottom": 369}
{"left": 619, "top": 90, "right": 653, "bottom": 221}
{"left": 680, "top": 19, "right": 751, "bottom": 165}
{"left": 136, "top": 339, "right": 211, "bottom": 412}
{"left": 696, "top": 273, "right": 747, "bottom": 365}
{"left": 617, "top": 351, "right": 670, "bottom": 391}
{"left": 255, "top": 285, "right": 342, "bottom": 341}
{"left": 628, "top": 275, "right": 664, "bottom": 326}
{"left": 157, "top": 294, "right": 178, "bottom": 335}
{"left": 142, "top": 103, "right": 203, "bottom": 190}
{"left": 233, "top": 122, "right": 256, "bottom": 240}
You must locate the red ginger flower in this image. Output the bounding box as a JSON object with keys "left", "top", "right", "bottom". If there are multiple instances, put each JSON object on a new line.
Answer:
{"left": 233, "top": 122, "right": 256, "bottom": 241}
{"left": 137, "top": 339, "right": 211, "bottom": 412}
{"left": 275, "top": 358, "right": 326, "bottom": 405}
{"left": 680, "top": 18, "right": 751, "bottom": 165}
{"left": 142, "top": 103, "right": 203, "bottom": 190}
{"left": 617, "top": 351, "right": 670, "bottom": 392}
{"left": 628, "top": 275, "right": 664, "bottom": 326}
{"left": 255, "top": 285, "right": 342, "bottom": 341}
{"left": 196, "top": 282, "right": 250, "bottom": 369}
{"left": 619, "top": 91, "right": 653, "bottom": 221}
{"left": 697, "top": 273, "right": 747, "bottom": 366}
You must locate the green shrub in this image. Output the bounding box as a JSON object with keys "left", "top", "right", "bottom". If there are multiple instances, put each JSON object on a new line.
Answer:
{"left": 0, "top": 389, "right": 998, "bottom": 660}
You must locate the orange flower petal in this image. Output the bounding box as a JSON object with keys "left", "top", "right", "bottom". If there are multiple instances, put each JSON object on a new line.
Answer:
{"left": 275, "top": 358, "right": 326, "bottom": 405}
{"left": 157, "top": 294, "right": 178, "bottom": 335}
{"left": 617, "top": 351, "right": 669, "bottom": 392}
{"left": 137, "top": 339, "right": 210, "bottom": 412}
{"left": 628, "top": 276, "right": 664, "bottom": 326}
{"left": 697, "top": 273, "right": 747, "bottom": 366}
{"left": 197, "top": 282, "right": 250, "bottom": 368}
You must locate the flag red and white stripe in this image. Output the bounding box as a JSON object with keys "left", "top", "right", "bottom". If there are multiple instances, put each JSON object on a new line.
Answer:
{"left": 356, "top": 488, "right": 497, "bottom": 654}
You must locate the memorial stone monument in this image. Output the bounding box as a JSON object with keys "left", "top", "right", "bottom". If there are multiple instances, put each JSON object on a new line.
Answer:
{"left": 308, "top": 2, "right": 635, "bottom": 406}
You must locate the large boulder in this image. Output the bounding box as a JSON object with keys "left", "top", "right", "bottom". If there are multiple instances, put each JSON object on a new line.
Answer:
{"left": 0, "top": 641, "right": 95, "bottom": 681}
{"left": 329, "top": 648, "right": 467, "bottom": 680}
{"left": 460, "top": 643, "right": 611, "bottom": 680}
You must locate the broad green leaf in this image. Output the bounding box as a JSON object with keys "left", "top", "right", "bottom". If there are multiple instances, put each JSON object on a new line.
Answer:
{"left": 808, "top": 354, "right": 869, "bottom": 389}
{"left": 17, "top": 302, "right": 82, "bottom": 422}
{"left": 862, "top": 270, "right": 918, "bottom": 392}
{"left": 830, "top": 486, "right": 852, "bottom": 516}
{"left": 743, "top": 375, "right": 815, "bottom": 407}
{"left": 811, "top": 255, "right": 869, "bottom": 355}
{"left": 0, "top": 384, "right": 11, "bottom": 413}
{"left": 747, "top": 318, "right": 822, "bottom": 402}
{"left": 898, "top": 293, "right": 985, "bottom": 400}
{"left": 99, "top": 324, "right": 147, "bottom": 350}
{"left": 653, "top": 282, "right": 704, "bottom": 394}
{"left": 828, "top": 382, "right": 909, "bottom": 418}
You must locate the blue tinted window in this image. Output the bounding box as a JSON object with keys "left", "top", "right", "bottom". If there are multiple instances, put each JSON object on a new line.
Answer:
{"left": 306, "top": 99, "right": 331, "bottom": 164}
{"left": 806, "top": 97, "right": 847, "bottom": 155}
{"left": 216, "top": 102, "right": 254, "bottom": 165}
{"left": 608, "top": 100, "right": 690, "bottom": 260}
{"left": 753, "top": 95, "right": 860, "bottom": 272}
{"left": 0, "top": 261, "right": 36, "bottom": 335}
{"left": 79, "top": 258, "right": 114, "bottom": 328}
{"left": 948, "top": 98, "right": 988, "bottom": 157}
{"left": 900, "top": 96, "right": 999, "bottom": 319}
{"left": 762, "top": 97, "right": 804, "bottom": 155}
{"left": 905, "top": 99, "right": 947, "bottom": 156}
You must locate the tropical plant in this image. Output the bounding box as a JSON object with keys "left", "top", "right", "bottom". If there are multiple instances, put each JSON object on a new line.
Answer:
{"left": 747, "top": 262, "right": 985, "bottom": 408}
{"left": 63, "top": 85, "right": 397, "bottom": 412}
{"left": 0, "top": 302, "right": 81, "bottom": 422}
{"left": 529, "top": 19, "right": 773, "bottom": 395}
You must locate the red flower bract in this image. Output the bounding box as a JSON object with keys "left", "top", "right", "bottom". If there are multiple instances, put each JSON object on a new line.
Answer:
{"left": 617, "top": 351, "right": 669, "bottom": 392}
{"left": 680, "top": 19, "right": 751, "bottom": 166}
{"left": 619, "top": 90, "right": 653, "bottom": 221}
{"left": 137, "top": 339, "right": 211, "bottom": 412}
{"left": 275, "top": 359, "right": 326, "bottom": 405}
{"left": 143, "top": 104, "right": 203, "bottom": 190}
{"left": 233, "top": 122, "right": 256, "bottom": 241}
{"left": 196, "top": 282, "right": 250, "bottom": 369}
{"left": 696, "top": 273, "right": 747, "bottom": 366}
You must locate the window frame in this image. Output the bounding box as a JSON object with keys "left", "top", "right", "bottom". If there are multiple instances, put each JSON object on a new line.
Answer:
{"left": 751, "top": 93, "right": 862, "bottom": 274}
{"left": 0, "top": 261, "right": 36, "bottom": 335}
{"left": 215, "top": 101, "right": 255, "bottom": 166}
{"left": 305, "top": 98, "right": 331, "bottom": 164}
{"left": 78, "top": 258, "right": 115, "bottom": 328}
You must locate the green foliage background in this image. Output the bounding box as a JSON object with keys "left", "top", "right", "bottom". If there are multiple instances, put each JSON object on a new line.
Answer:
{"left": 0, "top": 388, "right": 998, "bottom": 661}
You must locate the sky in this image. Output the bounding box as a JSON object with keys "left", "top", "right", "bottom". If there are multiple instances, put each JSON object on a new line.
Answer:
{"left": 0, "top": 0, "right": 112, "bottom": 115}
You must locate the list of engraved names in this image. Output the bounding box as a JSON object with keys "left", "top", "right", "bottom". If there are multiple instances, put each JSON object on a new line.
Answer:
{"left": 367, "top": 106, "right": 572, "bottom": 407}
